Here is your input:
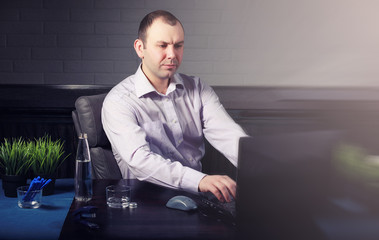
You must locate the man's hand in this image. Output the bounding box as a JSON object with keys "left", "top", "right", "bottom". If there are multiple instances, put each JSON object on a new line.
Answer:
{"left": 198, "top": 175, "right": 236, "bottom": 202}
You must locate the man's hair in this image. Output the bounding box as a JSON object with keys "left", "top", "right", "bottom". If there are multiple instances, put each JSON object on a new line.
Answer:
{"left": 138, "top": 10, "right": 183, "bottom": 44}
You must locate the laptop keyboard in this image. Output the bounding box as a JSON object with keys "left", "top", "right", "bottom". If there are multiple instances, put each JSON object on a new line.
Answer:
{"left": 197, "top": 192, "right": 236, "bottom": 225}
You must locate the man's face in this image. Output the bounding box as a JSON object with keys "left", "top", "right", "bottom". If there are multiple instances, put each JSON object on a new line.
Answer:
{"left": 135, "top": 18, "right": 184, "bottom": 83}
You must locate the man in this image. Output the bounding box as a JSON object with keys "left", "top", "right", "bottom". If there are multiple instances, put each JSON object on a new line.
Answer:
{"left": 102, "top": 10, "right": 248, "bottom": 202}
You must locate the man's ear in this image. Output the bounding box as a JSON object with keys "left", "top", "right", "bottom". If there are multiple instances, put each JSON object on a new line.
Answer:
{"left": 134, "top": 39, "right": 144, "bottom": 59}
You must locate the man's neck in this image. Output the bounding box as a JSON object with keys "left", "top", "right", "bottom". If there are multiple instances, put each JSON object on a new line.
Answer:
{"left": 151, "top": 78, "right": 169, "bottom": 95}
{"left": 141, "top": 65, "right": 170, "bottom": 95}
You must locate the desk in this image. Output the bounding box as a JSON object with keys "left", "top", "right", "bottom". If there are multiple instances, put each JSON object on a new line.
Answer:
{"left": 0, "top": 179, "right": 74, "bottom": 240}
{"left": 59, "top": 179, "right": 236, "bottom": 240}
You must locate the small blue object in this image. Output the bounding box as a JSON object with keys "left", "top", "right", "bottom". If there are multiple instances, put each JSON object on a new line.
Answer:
{"left": 72, "top": 206, "right": 98, "bottom": 217}
{"left": 41, "top": 179, "right": 52, "bottom": 189}
{"left": 23, "top": 176, "right": 52, "bottom": 201}
{"left": 73, "top": 206, "right": 99, "bottom": 229}
{"left": 166, "top": 195, "right": 198, "bottom": 211}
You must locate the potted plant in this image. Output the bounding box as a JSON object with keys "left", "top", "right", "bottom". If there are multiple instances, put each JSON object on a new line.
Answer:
{"left": 0, "top": 137, "right": 33, "bottom": 197}
{"left": 29, "top": 135, "right": 69, "bottom": 195}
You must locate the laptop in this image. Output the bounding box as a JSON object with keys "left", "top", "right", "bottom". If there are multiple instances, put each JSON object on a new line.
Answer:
{"left": 236, "top": 130, "right": 379, "bottom": 240}
{"left": 197, "top": 130, "right": 342, "bottom": 228}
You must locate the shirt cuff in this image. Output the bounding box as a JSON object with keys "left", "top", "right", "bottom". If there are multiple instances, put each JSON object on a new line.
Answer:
{"left": 181, "top": 167, "right": 207, "bottom": 194}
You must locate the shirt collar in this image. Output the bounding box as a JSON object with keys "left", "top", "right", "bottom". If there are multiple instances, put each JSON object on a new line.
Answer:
{"left": 134, "top": 64, "right": 184, "bottom": 98}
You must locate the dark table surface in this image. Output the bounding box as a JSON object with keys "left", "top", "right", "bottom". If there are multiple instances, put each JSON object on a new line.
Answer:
{"left": 59, "top": 179, "right": 236, "bottom": 240}
{"left": 0, "top": 179, "right": 74, "bottom": 240}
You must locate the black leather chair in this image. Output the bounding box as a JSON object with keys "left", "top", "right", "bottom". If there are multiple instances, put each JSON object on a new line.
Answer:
{"left": 72, "top": 93, "right": 122, "bottom": 179}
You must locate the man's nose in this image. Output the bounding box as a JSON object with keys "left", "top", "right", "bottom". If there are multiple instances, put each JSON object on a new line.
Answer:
{"left": 166, "top": 45, "right": 176, "bottom": 59}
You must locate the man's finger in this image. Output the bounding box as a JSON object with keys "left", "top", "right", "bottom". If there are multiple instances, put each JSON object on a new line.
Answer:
{"left": 219, "top": 176, "right": 236, "bottom": 200}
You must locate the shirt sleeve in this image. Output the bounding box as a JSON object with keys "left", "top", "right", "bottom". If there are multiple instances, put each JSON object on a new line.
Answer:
{"left": 101, "top": 91, "right": 206, "bottom": 193}
{"left": 199, "top": 81, "right": 249, "bottom": 166}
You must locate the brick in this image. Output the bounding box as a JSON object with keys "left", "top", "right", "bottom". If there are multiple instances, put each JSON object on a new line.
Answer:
{"left": 213, "top": 61, "right": 251, "bottom": 74}
{"left": 71, "top": 9, "right": 120, "bottom": 21}
{"left": 174, "top": 10, "right": 222, "bottom": 23}
{"left": 0, "top": 9, "right": 19, "bottom": 20}
{"left": 224, "top": 0, "right": 250, "bottom": 10}
{"left": 180, "top": 61, "right": 213, "bottom": 74}
{"left": 207, "top": 36, "right": 249, "bottom": 49}
{"left": 220, "top": 7, "right": 249, "bottom": 24}
{"left": 183, "top": 49, "right": 231, "bottom": 61}
{"left": 32, "top": 47, "right": 81, "bottom": 60}
{"left": 107, "top": 35, "right": 136, "bottom": 47}
{"left": 1, "top": 0, "right": 43, "bottom": 8}
{"left": 0, "top": 35, "right": 5, "bottom": 47}
{"left": 14, "top": 60, "right": 63, "bottom": 73}
{"left": 7, "top": 35, "right": 56, "bottom": 47}
{"left": 44, "top": 22, "right": 94, "bottom": 34}
{"left": 120, "top": 9, "right": 149, "bottom": 22}
{"left": 188, "top": 23, "right": 245, "bottom": 36}
{"left": 0, "top": 47, "right": 30, "bottom": 60}
{"left": 95, "top": 22, "right": 137, "bottom": 34}
{"left": 20, "top": 9, "right": 70, "bottom": 21}
{"left": 44, "top": 0, "right": 94, "bottom": 9}
{"left": 58, "top": 35, "right": 106, "bottom": 47}
{"left": 183, "top": 36, "right": 208, "bottom": 49}
{"left": 95, "top": 73, "right": 130, "bottom": 85}
{"left": 145, "top": 0, "right": 195, "bottom": 10}
{"left": 64, "top": 60, "right": 113, "bottom": 73}
{"left": 0, "top": 22, "right": 43, "bottom": 34}
{"left": 0, "top": 61, "right": 13, "bottom": 72}
{"left": 0, "top": 73, "right": 44, "bottom": 84}
{"left": 114, "top": 60, "right": 139, "bottom": 73}
{"left": 95, "top": 0, "right": 144, "bottom": 9}
{"left": 82, "top": 47, "right": 134, "bottom": 60}
{"left": 44, "top": 73, "right": 95, "bottom": 84}
{"left": 231, "top": 49, "right": 256, "bottom": 62}
{"left": 194, "top": 0, "right": 227, "bottom": 10}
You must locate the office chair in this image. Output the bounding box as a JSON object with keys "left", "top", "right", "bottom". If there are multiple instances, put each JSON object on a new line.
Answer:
{"left": 72, "top": 93, "right": 122, "bottom": 179}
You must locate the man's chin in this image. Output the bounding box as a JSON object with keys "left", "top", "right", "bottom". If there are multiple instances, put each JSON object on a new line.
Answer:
{"left": 162, "top": 69, "right": 177, "bottom": 78}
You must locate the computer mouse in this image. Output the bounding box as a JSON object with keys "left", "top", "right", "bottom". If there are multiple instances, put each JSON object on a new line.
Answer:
{"left": 166, "top": 195, "right": 198, "bottom": 211}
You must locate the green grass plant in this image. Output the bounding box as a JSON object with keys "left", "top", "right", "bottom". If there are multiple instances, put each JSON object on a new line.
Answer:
{"left": 0, "top": 137, "right": 33, "bottom": 176}
{"left": 30, "top": 135, "right": 69, "bottom": 176}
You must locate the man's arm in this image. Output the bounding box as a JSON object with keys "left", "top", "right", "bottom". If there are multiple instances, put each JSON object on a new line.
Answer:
{"left": 198, "top": 80, "right": 248, "bottom": 202}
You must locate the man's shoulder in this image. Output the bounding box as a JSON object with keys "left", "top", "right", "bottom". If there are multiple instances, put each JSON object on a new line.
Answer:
{"left": 176, "top": 73, "right": 214, "bottom": 96}
{"left": 105, "top": 75, "right": 136, "bottom": 102}
{"left": 177, "top": 72, "right": 199, "bottom": 82}
{"left": 176, "top": 73, "right": 203, "bottom": 90}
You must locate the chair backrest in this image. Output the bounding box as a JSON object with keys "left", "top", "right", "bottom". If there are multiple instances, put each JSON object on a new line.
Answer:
{"left": 72, "top": 93, "right": 122, "bottom": 179}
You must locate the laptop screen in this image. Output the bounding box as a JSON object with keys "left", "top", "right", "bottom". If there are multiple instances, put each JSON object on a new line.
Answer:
{"left": 236, "top": 130, "right": 379, "bottom": 240}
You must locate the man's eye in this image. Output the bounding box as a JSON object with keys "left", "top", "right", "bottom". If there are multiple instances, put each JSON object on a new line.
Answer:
{"left": 159, "top": 45, "right": 167, "bottom": 48}
{"left": 174, "top": 44, "right": 183, "bottom": 49}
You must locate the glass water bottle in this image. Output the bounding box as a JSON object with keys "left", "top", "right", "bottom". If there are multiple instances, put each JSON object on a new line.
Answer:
{"left": 75, "top": 133, "right": 93, "bottom": 201}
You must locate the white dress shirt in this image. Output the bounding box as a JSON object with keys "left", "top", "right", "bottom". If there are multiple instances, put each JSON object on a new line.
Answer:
{"left": 101, "top": 65, "right": 248, "bottom": 193}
